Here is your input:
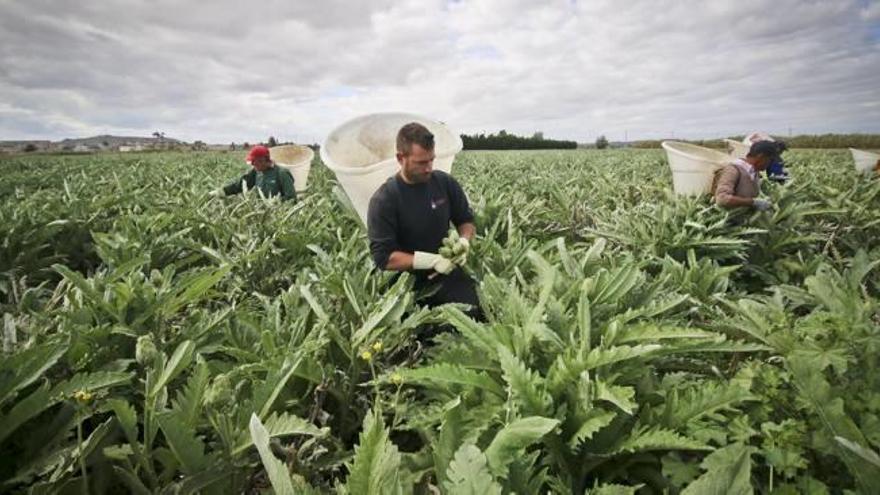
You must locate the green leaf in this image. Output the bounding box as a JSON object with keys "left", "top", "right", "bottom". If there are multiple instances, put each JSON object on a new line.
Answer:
{"left": 615, "top": 325, "right": 719, "bottom": 344}
{"left": 157, "top": 412, "right": 208, "bottom": 474}
{"left": 439, "top": 306, "right": 499, "bottom": 356}
{"left": 484, "top": 416, "right": 559, "bottom": 477}
{"left": 233, "top": 412, "right": 327, "bottom": 456}
{"left": 170, "top": 358, "right": 210, "bottom": 428}
{"left": 112, "top": 466, "right": 153, "bottom": 495}
{"left": 0, "top": 381, "right": 51, "bottom": 444}
{"left": 343, "top": 410, "right": 404, "bottom": 495}
{"left": 150, "top": 340, "right": 195, "bottom": 398}
{"left": 569, "top": 408, "right": 616, "bottom": 449}
{"left": 682, "top": 443, "right": 756, "bottom": 495}
{"left": 577, "top": 289, "right": 592, "bottom": 352}
{"left": 595, "top": 380, "right": 637, "bottom": 415}
{"left": 163, "top": 265, "right": 231, "bottom": 316}
{"left": 432, "top": 397, "right": 464, "bottom": 488}
{"left": 443, "top": 444, "right": 502, "bottom": 495}
{"left": 252, "top": 356, "right": 302, "bottom": 419}
{"left": 836, "top": 436, "right": 880, "bottom": 468}
{"left": 613, "top": 426, "right": 711, "bottom": 454}
{"left": 50, "top": 371, "right": 134, "bottom": 400}
{"left": 351, "top": 277, "right": 408, "bottom": 348}
{"left": 249, "top": 413, "right": 296, "bottom": 495}
{"left": 0, "top": 340, "right": 66, "bottom": 408}
{"left": 397, "top": 363, "right": 505, "bottom": 397}
{"left": 584, "top": 344, "right": 661, "bottom": 371}
{"left": 587, "top": 484, "right": 644, "bottom": 495}
{"left": 662, "top": 382, "right": 754, "bottom": 429}
{"left": 497, "top": 346, "right": 552, "bottom": 416}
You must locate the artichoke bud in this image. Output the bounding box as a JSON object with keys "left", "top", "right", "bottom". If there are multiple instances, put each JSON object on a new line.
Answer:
{"left": 135, "top": 334, "right": 159, "bottom": 365}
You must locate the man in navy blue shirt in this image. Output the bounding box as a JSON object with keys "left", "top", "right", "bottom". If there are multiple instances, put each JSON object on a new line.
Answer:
{"left": 367, "top": 122, "right": 480, "bottom": 319}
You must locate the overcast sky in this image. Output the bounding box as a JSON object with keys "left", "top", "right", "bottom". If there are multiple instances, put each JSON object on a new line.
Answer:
{"left": 1, "top": 0, "right": 879, "bottom": 144}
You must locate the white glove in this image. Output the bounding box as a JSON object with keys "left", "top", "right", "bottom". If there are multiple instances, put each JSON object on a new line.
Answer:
{"left": 412, "top": 251, "right": 455, "bottom": 275}
{"left": 208, "top": 189, "right": 224, "bottom": 198}
{"left": 753, "top": 198, "right": 773, "bottom": 211}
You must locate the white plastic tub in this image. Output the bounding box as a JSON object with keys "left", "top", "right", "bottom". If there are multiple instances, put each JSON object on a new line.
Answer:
{"left": 849, "top": 148, "right": 880, "bottom": 174}
{"left": 270, "top": 145, "right": 314, "bottom": 192}
{"left": 321, "top": 113, "right": 463, "bottom": 224}
{"left": 724, "top": 139, "right": 750, "bottom": 159}
{"left": 662, "top": 141, "right": 731, "bottom": 196}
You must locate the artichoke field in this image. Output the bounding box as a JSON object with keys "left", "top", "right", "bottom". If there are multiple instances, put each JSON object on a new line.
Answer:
{"left": 1, "top": 149, "right": 879, "bottom": 494}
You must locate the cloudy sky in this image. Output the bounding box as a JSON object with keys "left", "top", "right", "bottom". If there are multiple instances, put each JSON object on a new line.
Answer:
{"left": 1, "top": 0, "right": 879, "bottom": 144}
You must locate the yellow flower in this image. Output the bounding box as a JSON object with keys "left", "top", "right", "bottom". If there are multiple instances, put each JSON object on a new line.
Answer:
{"left": 73, "top": 390, "right": 93, "bottom": 404}
{"left": 371, "top": 341, "right": 383, "bottom": 353}
{"left": 360, "top": 350, "right": 373, "bottom": 362}
{"left": 390, "top": 373, "right": 403, "bottom": 385}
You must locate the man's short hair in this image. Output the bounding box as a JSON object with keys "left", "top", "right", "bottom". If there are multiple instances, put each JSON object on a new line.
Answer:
{"left": 747, "top": 140, "right": 781, "bottom": 161}
{"left": 397, "top": 122, "right": 435, "bottom": 155}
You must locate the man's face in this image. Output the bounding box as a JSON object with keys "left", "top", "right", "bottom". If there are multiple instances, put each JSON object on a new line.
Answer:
{"left": 251, "top": 155, "right": 272, "bottom": 172}
{"left": 398, "top": 143, "right": 435, "bottom": 183}
{"left": 753, "top": 155, "right": 773, "bottom": 172}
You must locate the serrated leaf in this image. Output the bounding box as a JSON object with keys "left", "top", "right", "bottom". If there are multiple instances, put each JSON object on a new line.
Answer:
{"left": 344, "top": 409, "right": 404, "bottom": 495}
{"left": 484, "top": 416, "right": 559, "bottom": 477}
{"left": 443, "top": 444, "right": 502, "bottom": 495}
{"left": 397, "top": 363, "right": 505, "bottom": 397}
{"left": 569, "top": 408, "right": 616, "bottom": 449}
{"left": 662, "top": 382, "right": 755, "bottom": 429}
{"left": 584, "top": 344, "right": 661, "bottom": 371}
{"left": 497, "top": 346, "right": 552, "bottom": 416}
{"left": 613, "top": 426, "right": 711, "bottom": 454}
{"left": 615, "top": 325, "right": 719, "bottom": 344}
{"left": 170, "top": 358, "right": 209, "bottom": 428}
{"left": 233, "top": 411, "right": 327, "bottom": 455}
{"left": 157, "top": 412, "right": 208, "bottom": 474}
{"left": 433, "top": 397, "right": 464, "bottom": 488}
{"left": 595, "top": 380, "right": 637, "bottom": 415}
{"left": 682, "top": 443, "right": 755, "bottom": 495}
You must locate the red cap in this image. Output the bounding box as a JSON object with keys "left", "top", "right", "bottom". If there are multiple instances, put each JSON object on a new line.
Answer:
{"left": 246, "top": 145, "right": 270, "bottom": 165}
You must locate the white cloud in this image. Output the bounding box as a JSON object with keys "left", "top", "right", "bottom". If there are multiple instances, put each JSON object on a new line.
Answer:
{"left": 1, "top": 0, "right": 878, "bottom": 143}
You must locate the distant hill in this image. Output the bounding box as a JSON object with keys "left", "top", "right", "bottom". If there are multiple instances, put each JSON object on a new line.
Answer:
{"left": 57, "top": 135, "right": 184, "bottom": 147}
{"left": 0, "top": 134, "right": 186, "bottom": 153}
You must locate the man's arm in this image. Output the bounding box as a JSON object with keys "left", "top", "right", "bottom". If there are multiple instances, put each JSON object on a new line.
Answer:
{"left": 457, "top": 222, "right": 476, "bottom": 241}
{"left": 278, "top": 169, "right": 297, "bottom": 202}
{"left": 368, "top": 192, "right": 405, "bottom": 270}
{"left": 714, "top": 166, "right": 755, "bottom": 208}
{"left": 385, "top": 251, "right": 415, "bottom": 271}
{"left": 223, "top": 170, "right": 255, "bottom": 196}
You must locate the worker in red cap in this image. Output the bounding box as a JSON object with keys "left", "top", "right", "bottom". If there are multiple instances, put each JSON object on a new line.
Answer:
{"left": 211, "top": 145, "right": 296, "bottom": 201}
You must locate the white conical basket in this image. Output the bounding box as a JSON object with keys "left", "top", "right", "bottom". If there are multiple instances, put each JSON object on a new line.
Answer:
{"left": 662, "top": 141, "right": 731, "bottom": 196}
{"left": 270, "top": 145, "right": 314, "bottom": 192}
{"left": 321, "top": 113, "right": 463, "bottom": 224}
{"left": 724, "top": 139, "right": 750, "bottom": 159}
{"left": 849, "top": 148, "right": 880, "bottom": 174}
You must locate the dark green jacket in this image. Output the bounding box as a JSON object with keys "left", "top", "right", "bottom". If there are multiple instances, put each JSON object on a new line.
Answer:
{"left": 223, "top": 165, "right": 296, "bottom": 202}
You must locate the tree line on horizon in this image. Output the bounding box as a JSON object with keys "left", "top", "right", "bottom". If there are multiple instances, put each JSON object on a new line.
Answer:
{"left": 460, "top": 131, "right": 880, "bottom": 150}
{"left": 461, "top": 130, "right": 578, "bottom": 150}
